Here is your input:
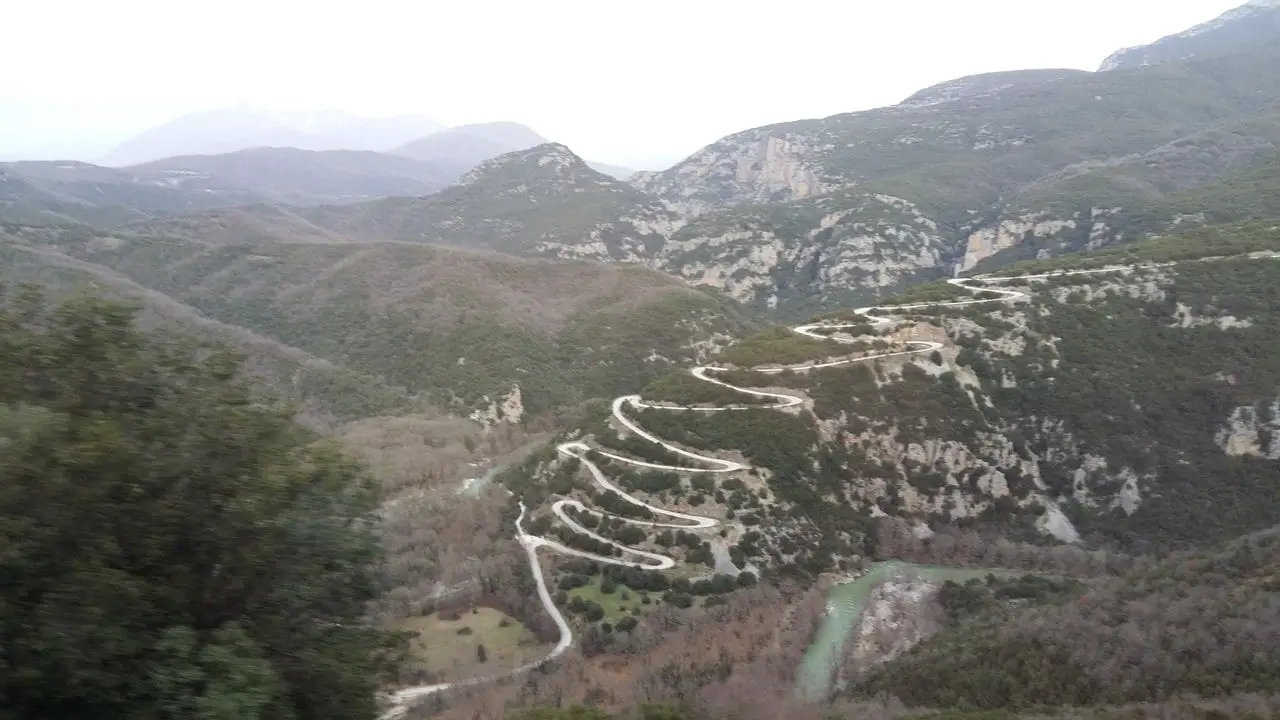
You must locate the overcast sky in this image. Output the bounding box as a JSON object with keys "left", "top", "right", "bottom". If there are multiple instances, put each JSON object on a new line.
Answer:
{"left": 1, "top": 0, "right": 1249, "bottom": 167}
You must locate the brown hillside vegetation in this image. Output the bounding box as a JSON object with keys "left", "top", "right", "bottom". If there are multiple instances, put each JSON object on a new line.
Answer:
{"left": 413, "top": 580, "right": 833, "bottom": 720}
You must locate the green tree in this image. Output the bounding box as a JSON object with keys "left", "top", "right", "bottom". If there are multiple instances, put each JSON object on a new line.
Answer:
{"left": 0, "top": 288, "right": 405, "bottom": 720}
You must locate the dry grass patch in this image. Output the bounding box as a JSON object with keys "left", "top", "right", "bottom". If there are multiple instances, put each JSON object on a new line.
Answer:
{"left": 395, "top": 607, "right": 549, "bottom": 682}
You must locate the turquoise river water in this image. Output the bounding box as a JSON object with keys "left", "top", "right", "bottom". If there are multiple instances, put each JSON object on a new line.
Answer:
{"left": 795, "top": 561, "right": 1007, "bottom": 701}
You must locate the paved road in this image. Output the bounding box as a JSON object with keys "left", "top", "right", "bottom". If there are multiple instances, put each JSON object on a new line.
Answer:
{"left": 384, "top": 258, "right": 1249, "bottom": 716}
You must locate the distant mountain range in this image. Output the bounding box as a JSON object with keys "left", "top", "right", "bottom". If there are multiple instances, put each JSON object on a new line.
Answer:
{"left": 0, "top": 147, "right": 456, "bottom": 223}
{"left": 94, "top": 108, "right": 635, "bottom": 181}
{"left": 0, "top": 119, "right": 638, "bottom": 226}
{"left": 387, "top": 121, "right": 633, "bottom": 180}
{"left": 95, "top": 107, "right": 444, "bottom": 167}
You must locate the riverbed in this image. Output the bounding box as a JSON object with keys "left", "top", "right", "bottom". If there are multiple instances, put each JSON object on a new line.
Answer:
{"left": 795, "top": 561, "right": 1004, "bottom": 701}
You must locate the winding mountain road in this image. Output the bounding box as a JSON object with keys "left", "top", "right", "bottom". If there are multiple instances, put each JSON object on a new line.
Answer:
{"left": 384, "top": 258, "right": 1242, "bottom": 716}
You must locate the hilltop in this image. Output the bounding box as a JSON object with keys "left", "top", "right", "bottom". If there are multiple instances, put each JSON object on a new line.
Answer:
{"left": 390, "top": 122, "right": 634, "bottom": 181}
{"left": 288, "top": 143, "right": 678, "bottom": 258}
{"left": 388, "top": 121, "right": 550, "bottom": 181}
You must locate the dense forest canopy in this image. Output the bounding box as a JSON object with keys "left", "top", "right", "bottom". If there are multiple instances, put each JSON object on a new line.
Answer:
{"left": 0, "top": 285, "right": 405, "bottom": 720}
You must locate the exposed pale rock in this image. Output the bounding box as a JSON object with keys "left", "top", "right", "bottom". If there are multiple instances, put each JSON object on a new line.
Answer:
{"left": 959, "top": 214, "right": 1077, "bottom": 272}
{"left": 1216, "top": 401, "right": 1280, "bottom": 459}
{"left": 468, "top": 384, "right": 525, "bottom": 427}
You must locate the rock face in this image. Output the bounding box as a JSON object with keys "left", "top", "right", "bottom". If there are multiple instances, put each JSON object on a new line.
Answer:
{"left": 631, "top": 130, "right": 833, "bottom": 215}
{"left": 658, "top": 192, "right": 948, "bottom": 311}
{"left": 274, "top": 9, "right": 1280, "bottom": 318}
{"left": 468, "top": 384, "right": 526, "bottom": 427}
{"left": 844, "top": 579, "right": 942, "bottom": 677}
{"left": 1216, "top": 401, "right": 1280, "bottom": 459}
{"left": 959, "top": 215, "right": 1077, "bottom": 273}
{"left": 617, "top": 32, "right": 1280, "bottom": 314}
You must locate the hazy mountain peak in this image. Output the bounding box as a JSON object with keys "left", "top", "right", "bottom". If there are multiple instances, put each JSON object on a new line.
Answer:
{"left": 389, "top": 122, "right": 549, "bottom": 171}
{"left": 1099, "top": 0, "right": 1280, "bottom": 71}
{"left": 97, "top": 107, "right": 444, "bottom": 167}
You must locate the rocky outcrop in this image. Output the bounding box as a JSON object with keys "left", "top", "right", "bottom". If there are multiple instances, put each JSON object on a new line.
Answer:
{"left": 958, "top": 214, "right": 1077, "bottom": 272}
{"left": 1216, "top": 401, "right": 1280, "bottom": 459}
{"left": 657, "top": 193, "right": 948, "bottom": 313}
{"left": 844, "top": 579, "right": 942, "bottom": 676}
{"left": 468, "top": 384, "right": 525, "bottom": 427}
{"left": 631, "top": 130, "right": 832, "bottom": 215}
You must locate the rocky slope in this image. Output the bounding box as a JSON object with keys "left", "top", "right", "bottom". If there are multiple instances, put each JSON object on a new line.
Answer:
{"left": 633, "top": 46, "right": 1280, "bottom": 218}
{"left": 616, "top": 25, "right": 1280, "bottom": 314}
{"left": 1099, "top": 0, "right": 1280, "bottom": 71}
{"left": 508, "top": 222, "right": 1280, "bottom": 580}
{"left": 961, "top": 128, "right": 1280, "bottom": 272}
{"left": 656, "top": 189, "right": 948, "bottom": 311}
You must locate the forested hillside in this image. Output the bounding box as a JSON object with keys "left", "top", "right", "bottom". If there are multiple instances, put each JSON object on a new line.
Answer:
{"left": 0, "top": 288, "right": 405, "bottom": 719}
{"left": 853, "top": 526, "right": 1280, "bottom": 710}
{"left": 506, "top": 220, "right": 1280, "bottom": 607}
{"left": 463, "top": 220, "right": 1280, "bottom": 720}
{"left": 5, "top": 4, "right": 1280, "bottom": 719}
{"left": 0, "top": 224, "right": 756, "bottom": 420}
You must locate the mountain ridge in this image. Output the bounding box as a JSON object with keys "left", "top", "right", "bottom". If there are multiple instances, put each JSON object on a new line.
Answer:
{"left": 0, "top": 147, "right": 460, "bottom": 224}
{"left": 225, "top": 41, "right": 1280, "bottom": 318}
{"left": 1099, "top": 0, "right": 1280, "bottom": 71}
{"left": 97, "top": 106, "right": 445, "bottom": 166}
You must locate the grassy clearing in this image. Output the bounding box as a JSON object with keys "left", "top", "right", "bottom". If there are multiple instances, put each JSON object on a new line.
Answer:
{"left": 566, "top": 576, "right": 656, "bottom": 621}
{"left": 394, "top": 607, "right": 548, "bottom": 681}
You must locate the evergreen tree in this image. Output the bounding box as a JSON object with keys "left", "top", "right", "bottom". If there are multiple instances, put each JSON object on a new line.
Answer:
{"left": 0, "top": 287, "right": 406, "bottom": 720}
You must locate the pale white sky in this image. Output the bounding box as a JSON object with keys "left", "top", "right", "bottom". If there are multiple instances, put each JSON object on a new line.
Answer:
{"left": 1, "top": 0, "right": 1248, "bottom": 167}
